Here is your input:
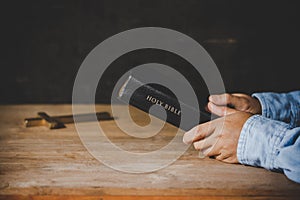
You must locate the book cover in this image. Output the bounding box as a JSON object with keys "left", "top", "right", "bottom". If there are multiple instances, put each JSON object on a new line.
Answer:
{"left": 118, "top": 75, "right": 211, "bottom": 131}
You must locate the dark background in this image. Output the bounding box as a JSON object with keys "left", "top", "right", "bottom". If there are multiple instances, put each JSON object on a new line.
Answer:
{"left": 1, "top": 0, "right": 299, "bottom": 104}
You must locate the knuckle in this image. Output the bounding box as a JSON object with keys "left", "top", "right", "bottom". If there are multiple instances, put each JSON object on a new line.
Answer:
{"left": 196, "top": 125, "right": 205, "bottom": 138}
{"left": 222, "top": 144, "right": 228, "bottom": 150}
{"left": 217, "top": 131, "right": 224, "bottom": 138}
{"left": 193, "top": 142, "right": 201, "bottom": 150}
{"left": 216, "top": 155, "right": 224, "bottom": 161}
{"left": 196, "top": 125, "right": 202, "bottom": 133}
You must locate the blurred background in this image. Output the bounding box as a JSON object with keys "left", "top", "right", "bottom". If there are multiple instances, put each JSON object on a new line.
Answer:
{"left": 1, "top": 0, "right": 299, "bottom": 104}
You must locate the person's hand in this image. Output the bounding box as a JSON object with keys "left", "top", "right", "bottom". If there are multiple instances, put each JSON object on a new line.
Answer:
{"left": 207, "top": 93, "right": 262, "bottom": 116}
{"left": 183, "top": 111, "right": 253, "bottom": 163}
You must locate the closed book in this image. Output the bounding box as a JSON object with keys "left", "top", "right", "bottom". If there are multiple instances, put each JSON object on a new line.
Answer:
{"left": 118, "top": 75, "right": 211, "bottom": 131}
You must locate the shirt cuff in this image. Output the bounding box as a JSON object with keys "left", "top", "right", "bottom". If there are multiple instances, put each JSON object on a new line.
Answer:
{"left": 237, "top": 115, "right": 288, "bottom": 171}
{"left": 252, "top": 93, "right": 270, "bottom": 118}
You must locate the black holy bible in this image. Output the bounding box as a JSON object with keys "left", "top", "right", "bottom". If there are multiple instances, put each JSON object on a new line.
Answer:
{"left": 118, "top": 75, "right": 211, "bottom": 131}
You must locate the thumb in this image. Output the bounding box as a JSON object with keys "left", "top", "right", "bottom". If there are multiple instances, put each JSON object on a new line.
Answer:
{"left": 207, "top": 102, "right": 237, "bottom": 116}
{"left": 209, "top": 93, "right": 243, "bottom": 108}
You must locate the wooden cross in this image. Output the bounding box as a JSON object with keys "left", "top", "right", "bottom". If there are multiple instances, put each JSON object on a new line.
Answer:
{"left": 24, "top": 111, "right": 114, "bottom": 129}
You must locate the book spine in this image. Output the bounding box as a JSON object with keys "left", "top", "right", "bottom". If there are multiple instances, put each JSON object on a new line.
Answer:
{"left": 118, "top": 75, "right": 211, "bottom": 131}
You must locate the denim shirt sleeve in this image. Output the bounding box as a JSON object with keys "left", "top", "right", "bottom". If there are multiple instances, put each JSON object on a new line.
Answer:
{"left": 252, "top": 91, "right": 300, "bottom": 128}
{"left": 237, "top": 115, "right": 300, "bottom": 183}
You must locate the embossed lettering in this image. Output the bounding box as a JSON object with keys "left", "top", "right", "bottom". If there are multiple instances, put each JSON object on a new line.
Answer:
{"left": 146, "top": 95, "right": 181, "bottom": 116}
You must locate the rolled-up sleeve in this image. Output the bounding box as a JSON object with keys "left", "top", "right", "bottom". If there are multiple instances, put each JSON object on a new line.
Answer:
{"left": 237, "top": 115, "right": 300, "bottom": 183}
{"left": 252, "top": 91, "right": 300, "bottom": 128}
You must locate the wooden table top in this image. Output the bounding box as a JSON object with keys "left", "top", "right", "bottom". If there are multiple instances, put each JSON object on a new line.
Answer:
{"left": 0, "top": 104, "right": 300, "bottom": 200}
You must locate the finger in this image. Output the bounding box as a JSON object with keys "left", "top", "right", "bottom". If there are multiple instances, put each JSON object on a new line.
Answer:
{"left": 193, "top": 128, "right": 223, "bottom": 154}
{"left": 209, "top": 93, "right": 230, "bottom": 105}
{"left": 183, "top": 121, "right": 216, "bottom": 144}
{"left": 207, "top": 102, "right": 237, "bottom": 116}
{"left": 205, "top": 138, "right": 225, "bottom": 157}
{"left": 193, "top": 137, "right": 213, "bottom": 153}
{"left": 209, "top": 93, "right": 242, "bottom": 108}
{"left": 215, "top": 153, "right": 230, "bottom": 161}
{"left": 231, "top": 93, "right": 247, "bottom": 97}
{"left": 214, "top": 152, "right": 238, "bottom": 163}
{"left": 207, "top": 141, "right": 235, "bottom": 162}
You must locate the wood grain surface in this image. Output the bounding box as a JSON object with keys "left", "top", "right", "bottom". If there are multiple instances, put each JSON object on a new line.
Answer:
{"left": 0, "top": 105, "right": 300, "bottom": 199}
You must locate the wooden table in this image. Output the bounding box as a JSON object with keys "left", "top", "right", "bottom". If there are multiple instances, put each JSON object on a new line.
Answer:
{"left": 0, "top": 105, "right": 300, "bottom": 199}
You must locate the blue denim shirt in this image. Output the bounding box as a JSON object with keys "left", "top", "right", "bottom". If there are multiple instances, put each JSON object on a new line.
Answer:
{"left": 237, "top": 91, "right": 300, "bottom": 183}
